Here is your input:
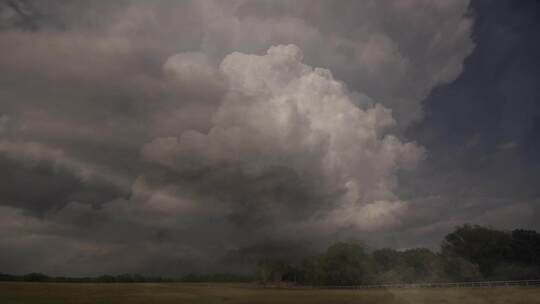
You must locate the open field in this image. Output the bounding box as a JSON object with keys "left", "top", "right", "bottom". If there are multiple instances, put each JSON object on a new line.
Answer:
{"left": 1, "top": 283, "right": 540, "bottom": 304}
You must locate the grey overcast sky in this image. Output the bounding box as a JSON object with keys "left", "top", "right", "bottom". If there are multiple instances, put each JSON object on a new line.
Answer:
{"left": 0, "top": 0, "right": 539, "bottom": 277}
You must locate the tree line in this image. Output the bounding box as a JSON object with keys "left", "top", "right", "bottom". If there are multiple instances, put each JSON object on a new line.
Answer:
{"left": 255, "top": 224, "right": 540, "bottom": 285}
{"left": 1, "top": 225, "right": 538, "bottom": 284}
{"left": 0, "top": 272, "right": 253, "bottom": 283}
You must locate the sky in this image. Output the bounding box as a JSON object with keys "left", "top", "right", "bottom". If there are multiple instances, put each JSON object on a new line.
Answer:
{"left": 0, "top": 0, "right": 539, "bottom": 277}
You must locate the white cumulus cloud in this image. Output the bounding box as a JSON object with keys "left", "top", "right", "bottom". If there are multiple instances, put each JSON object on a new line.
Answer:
{"left": 142, "top": 45, "right": 424, "bottom": 232}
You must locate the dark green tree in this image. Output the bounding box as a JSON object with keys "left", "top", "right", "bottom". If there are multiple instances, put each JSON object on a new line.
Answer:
{"left": 401, "top": 248, "right": 445, "bottom": 282}
{"left": 372, "top": 248, "right": 402, "bottom": 273}
{"left": 510, "top": 229, "right": 540, "bottom": 265}
{"left": 440, "top": 254, "right": 482, "bottom": 282}
{"left": 442, "top": 224, "right": 512, "bottom": 276}
{"left": 255, "top": 259, "right": 291, "bottom": 284}
{"left": 306, "top": 241, "right": 375, "bottom": 285}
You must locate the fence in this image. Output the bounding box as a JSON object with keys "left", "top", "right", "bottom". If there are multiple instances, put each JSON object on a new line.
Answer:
{"left": 312, "top": 279, "right": 540, "bottom": 289}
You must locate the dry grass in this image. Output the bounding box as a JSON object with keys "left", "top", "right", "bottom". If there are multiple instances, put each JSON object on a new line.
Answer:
{"left": 1, "top": 282, "right": 539, "bottom": 304}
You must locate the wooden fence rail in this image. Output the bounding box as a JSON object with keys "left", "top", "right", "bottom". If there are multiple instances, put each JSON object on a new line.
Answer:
{"left": 312, "top": 279, "right": 540, "bottom": 289}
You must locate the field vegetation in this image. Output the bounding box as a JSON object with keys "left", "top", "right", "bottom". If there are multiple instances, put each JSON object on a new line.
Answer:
{"left": 1, "top": 282, "right": 540, "bottom": 304}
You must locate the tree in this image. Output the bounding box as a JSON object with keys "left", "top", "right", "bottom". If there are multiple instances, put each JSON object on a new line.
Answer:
{"left": 442, "top": 224, "right": 512, "bottom": 276}
{"left": 308, "top": 241, "right": 375, "bottom": 285}
{"left": 22, "top": 273, "right": 50, "bottom": 282}
{"left": 440, "top": 255, "right": 482, "bottom": 282}
{"left": 372, "top": 248, "right": 408, "bottom": 283}
{"left": 255, "top": 259, "right": 291, "bottom": 284}
{"left": 490, "top": 262, "right": 540, "bottom": 280}
{"left": 302, "top": 255, "right": 325, "bottom": 285}
{"left": 401, "top": 248, "right": 445, "bottom": 283}
{"left": 510, "top": 229, "right": 540, "bottom": 265}
{"left": 372, "top": 248, "right": 402, "bottom": 273}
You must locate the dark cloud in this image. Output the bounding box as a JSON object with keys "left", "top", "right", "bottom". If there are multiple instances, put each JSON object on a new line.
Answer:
{"left": 0, "top": 154, "right": 124, "bottom": 214}
{"left": 0, "top": 0, "right": 508, "bottom": 277}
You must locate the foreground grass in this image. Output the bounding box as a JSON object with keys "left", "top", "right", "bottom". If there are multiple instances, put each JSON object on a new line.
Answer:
{"left": 1, "top": 282, "right": 539, "bottom": 304}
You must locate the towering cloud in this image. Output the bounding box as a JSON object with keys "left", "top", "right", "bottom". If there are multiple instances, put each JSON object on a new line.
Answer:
{"left": 195, "top": 0, "right": 474, "bottom": 126}
{"left": 0, "top": 0, "right": 475, "bottom": 275}
{"left": 141, "top": 45, "right": 424, "bottom": 235}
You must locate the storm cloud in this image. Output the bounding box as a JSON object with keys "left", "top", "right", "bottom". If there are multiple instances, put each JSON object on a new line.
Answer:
{"left": 142, "top": 44, "right": 424, "bottom": 233}
{"left": 3, "top": 0, "right": 522, "bottom": 276}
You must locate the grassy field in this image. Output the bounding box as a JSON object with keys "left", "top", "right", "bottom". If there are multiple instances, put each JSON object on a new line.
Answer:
{"left": 1, "top": 282, "right": 539, "bottom": 304}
